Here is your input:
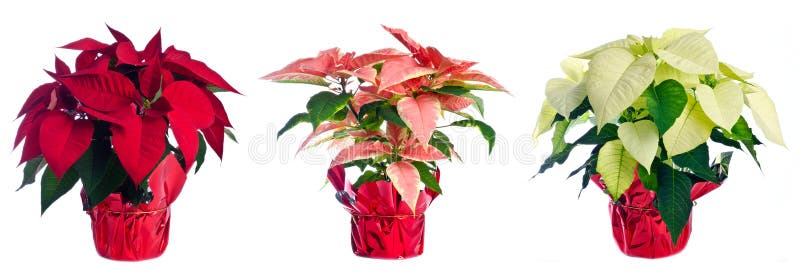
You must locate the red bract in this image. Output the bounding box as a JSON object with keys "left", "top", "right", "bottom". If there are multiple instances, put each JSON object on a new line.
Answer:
{"left": 14, "top": 26, "right": 238, "bottom": 213}
{"left": 266, "top": 25, "right": 507, "bottom": 212}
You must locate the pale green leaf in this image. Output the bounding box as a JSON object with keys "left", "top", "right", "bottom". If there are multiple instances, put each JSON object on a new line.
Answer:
{"left": 586, "top": 49, "right": 656, "bottom": 128}
{"left": 597, "top": 139, "right": 638, "bottom": 201}
{"left": 719, "top": 62, "right": 753, "bottom": 82}
{"left": 571, "top": 39, "right": 633, "bottom": 59}
{"left": 545, "top": 78, "right": 587, "bottom": 118}
{"left": 532, "top": 100, "right": 558, "bottom": 144}
{"left": 743, "top": 83, "right": 785, "bottom": 146}
{"left": 655, "top": 62, "right": 699, "bottom": 89}
{"left": 663, "top": 95, "right": 716, "bottom": 156}
{"left": 560, "top": 57, "right": 586, "bottom": 82}
{"left": 695, "top": 82, "right": 744, "bottom": 131}
{"left": 618, "top": 120, "right": 659, "bottom": 172}
{"left": 655, "top": 28, "right": 709, "bottom": 50}
{"left": 655, "top": 33, "right": 718, "bottom": 75}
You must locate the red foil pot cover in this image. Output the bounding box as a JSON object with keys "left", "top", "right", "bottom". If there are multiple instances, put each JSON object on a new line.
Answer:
{"left": 83, "top": 154, "right": 186, "bottom": 261}
{"left": 591, "top": 172, "right": 721, "bottom": 258}
{"left": 327, "top": 165, "right": 440, "bottom": 259}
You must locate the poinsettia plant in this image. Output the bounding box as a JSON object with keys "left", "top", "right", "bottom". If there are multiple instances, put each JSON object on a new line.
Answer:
{"left": 14, "top": 25, "right": 239, "bottom": 213}
{"left": 264, "top": 25, "right": 506, "bottom": 210}
{"left": 532, "top": 28, "right": 784, "bottom": 244}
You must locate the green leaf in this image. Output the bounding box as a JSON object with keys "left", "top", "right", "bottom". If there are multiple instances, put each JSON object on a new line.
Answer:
{"left": 41, "top": 167, "right": 80, "bottom": 214}
{"left": 712, "top": 151, "right": 733, "bottom": 182}
{"left": 331, "top": 107, "right": 349, "bottom": 122}
{"left": 195, "top": 132, "right": 207, "bottom": 174}
{"left": 357, "top": 101, "right": 384, "bottom": 119}
{"left": 377, "top": 104, "right": 407, "bottom": 128}
{"left": 551, "top": 119, "right": 571, "bottom": 154}
{"left": 586, "top": 49, "right": 656, "bottom": 128}
{"left": 672, "top": 143, "right": 717, "bottom": 182}
{"left": 73, "top": 138, "right": 128, "bottom": 207}
{"left": 431, "top": 86, "right": 470, "bottom": 96}
{"left": 710, "top": 128, "right": 741, "bottom": 150}
{"left": 654, "top": 33, "right": 719, "bottom": 75}
{"left": 534, "top": 143, "right": 577, "bottom": 177}
{"left": 449, "top": 119, "right": 496, "bottom": 154}
{"left": 695, "top": 82, "right": 744, "bottom": 131}
{"left": 306, "top": 91, "right": 352, "bottom": 130}
{"left": 655, "top": 163, "right": 693, "bottom": 245}
{"left": 462, "top": 93, "right": 485, "bottom": 117}
{"left": 663, "top": 95, "right": 716, "bottom": 157}
{"left": 644, "top": 79, "right": 688, "bottom": 135}
{"left": 353, "top": 170, "right": 382, "bottom": 190}
{"left": 277, "top": 113, "right": 309, "bottom": 138}
{"left": 617, "top": 120, "right": 659, "bottom": 172}
{"left": 725, "top": 117, "right": 762, "bottom": 168}
{"left": 18, "top": 156, "right": 46, "bottom": 191}
{"left": 224, "top": 128, "right": 238, "bottom": 143}
{"left": 638, "top": 163, "right": 658, "bottom": 191}
{"left": 207, "top": 85, "right": 231, "bottom": 93}
{"left": 412, "top": 161, "right": 442, "bottom": 194}
{"left": 597, "top": 139, "right": 638, "bottom": 201}
{"left": 87, "top": 154, "right": 128, "bottom": 207}
{"left": 742, "top": 83, "right": 784, "bottom": 146}
{"left": 575, "top": 125, "right": 619, "bottom": 145}
{"left": 429, "top": 131, "right": 454, "bottom": 160}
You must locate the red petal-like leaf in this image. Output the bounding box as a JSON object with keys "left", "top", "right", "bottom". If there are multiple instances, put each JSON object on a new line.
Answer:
{"left": 436, "top": 93, "right": 474, "bottom": 112}
{"left": 141, "top": 29, "right": 162, "bottom": 61}
{"left": 397, "top": 94, "right": 441, "bottom": 147}
{"left": 18, "top": 82, "right": 58, "bottom": 118}
{"left": 377, "top": 56, "right": 436, "bottom": 91}
{"left": 296, "top": 122, "right": 345, "bottom": 155}
{"left": 201, "top": 120, "right": 225, "bottom": 159}
{"left": 162, "top": 81, "right": 215, "bottom": 129}
{"left": 54, "top": 56, "right": 71, "bottom": 75}
{"left": 60, "top": 38, "right": 109, "bottom": 51}
{"left": 348, "top": 130, "right": 385, "bottom": 139}
{"left": 58, "top": 71, "right": 138, "bottom": 112}
{"left": 18, "top": 109, "right": 46, "bottom": 164}
{"left": 111, "top": 109, "right": 168, "bottom": 185}
{"left": 39, "top": 111, "right": 93, "bottom": 179}
{"left": 163, "top": 46, "right": 240, "bottom": 94}
{"left": 350, "top": 48, "right": 407, "bottom": 68}
{"left": 352, "top": 88, "right": 384, "bottom": 112}
{"left": 15, "top": 103, "right": 45, "bottom": 149}
{"left": 147, "top": 153, "right": 186, "bottom": 206}
{"left": 138, "top": 56, "right": 162, "bottom": 99}
{"left": 381, "top": 25, "right": 429, "bottom": 66}
{"left": 106, "top": 24, "right": 131, "bottom": 42}
{"left": 75, "top": 51, "right": 99, "bottom": 71}
{"left": 386, "top": 160, "right": 422, "bottom": 212}
{"left": 353, "top": 67, "right": 377, "bottom": 85}
{"left": 386, "top": 122, "right": 407, "bottom": 146}
{"left": 450, "top": 70, "right": 506, "bottom": 91}
{"left": 115, "top": 41, "right": 140, "bottom": 66}
{"left": 168, "top": 110, "right": 199, "bottom": 171}
{"left": 400, "top": 142, "right": 447, "bottom": 161}
{"left": 330, "top": 141, "right": 391, "bottom": 166}
{"left": 202, "top": 88, "right": 232, "bottom": 127}
{"left": 260, "top": 48, "right": 341, "bottom": 85}
{"left": 426, "top": 46, "right": 476, "bottom": 75}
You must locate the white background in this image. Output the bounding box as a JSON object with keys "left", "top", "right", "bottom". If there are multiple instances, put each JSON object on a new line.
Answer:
{"left": 1, "top": 0, "right": 798, "bottom": 270}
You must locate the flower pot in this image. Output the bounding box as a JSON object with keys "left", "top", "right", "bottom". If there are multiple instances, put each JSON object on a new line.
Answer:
{"left": 592, "top": 173, "right": 721, "bottom": 258}
{"left": 328, "top": 165, "right": 440, "bottom": 259}
{"left": 83, "top": 192, "right": 170, "bottom": 261}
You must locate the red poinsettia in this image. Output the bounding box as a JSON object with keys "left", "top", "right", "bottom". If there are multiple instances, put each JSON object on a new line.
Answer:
{"left": 15, "top": 25, "right": 239, "bottom": 213}
{"left": 265, "top": 25, "right": 507, "bottom": 211}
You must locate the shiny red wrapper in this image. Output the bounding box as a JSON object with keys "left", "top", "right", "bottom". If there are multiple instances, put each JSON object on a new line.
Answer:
{"left": 83, "top": 154, "right": 186, "bottom": 261}
{"left": 327, "top": 165, "right": 440, "bottom": 259}
{"left": 591, "top": 172, "right": 721, "bottom": 258}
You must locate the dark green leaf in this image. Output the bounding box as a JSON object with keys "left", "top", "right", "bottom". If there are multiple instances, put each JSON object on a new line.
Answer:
{"left": 353, "top": 170, "right": 382, "bottom": 190}
{"left": 357, "top": 101, "right": 384, "bottom": 119}
{"left": 195, "top": 132, "right": 208, "bottom": 174}
{"left": 431, "top": 86, "right": 470, "bottom": 96}
{"left": 655, "top": 163, "right": 693, "bottom": 246}
{"left": 577, "top": 146, "right": 601, "bottom": 198}
{"left": 277, "top": 113, "right": 309, "bottom": 138}
{"left": 331, "top": 107, "right": 349, "bottom": 122}
{"left": 533, "top": 143, "right": 576, "bottom": 178}
{"left": 672, "top": 143, "right": 717, "bottom": 182}
{"left": 41, "top": 167, "right": 80, "bottom": 214}
{"left": 86, "top": 154, "right": 128, "bottom": 207}
{"left": 725, "top": 117, "right": 762, "bottom": 168}
{"left": 710, "top": 128, "right": 741, "bottom": 150}
{"left": 644, "top": 80, "right": 688, "bottom": 135}
{"left": 224, "top": 128, "right": 238, "bottom": 143}
{"left": 18, "top": 156, "right": 46, "bottom": 191}
{"left": 638, "top": 163, "right": 658, "bottom": 191}
{"left": 553, "top": 98, "right": 591, "bottom": 123}
{"left": 343, "top": 159, "right": 372, "bottom": 172}
{"left": 575, "top": 124, "right": 619, "bottom": 145}
{"left": 449, "top": 119, "right": 496, "bottom": 154}
{"left": 462, "top": 93, "right": 485, "bottom": 117}
{"left": 207, "top": 85, "right": 229, "bottom": 93}
{"left": 412, "top": 161, "right": 442, "bottom": 194}
{"left": 712, "top": 151, "right": 733, "bottom": 182}
{"left": 306, "top": 91, "right": 352, "bottom": 130}
{"left": 429, "top": 131, "right": 453, "bottom": 159}
{"left": 377, "top": 104, "right": 407, "bottom": 127}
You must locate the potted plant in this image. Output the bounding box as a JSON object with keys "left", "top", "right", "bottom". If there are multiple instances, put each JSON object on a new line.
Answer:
{"left": 532, "top": 28, "right": 784, "bottom": 258}
{"left": 13, "top": 25, "right": 239, "bottom": 261}
{"left": 263, "top": 25, "right": 506, "bottom": 259}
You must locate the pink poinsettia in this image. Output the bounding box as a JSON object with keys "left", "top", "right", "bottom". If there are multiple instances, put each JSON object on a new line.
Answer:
{"left": 15, "top": 25, "right": 239, "bottom": 213}
{"left": 265, "top": 25, "right": 507, "bottom": 211}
